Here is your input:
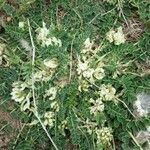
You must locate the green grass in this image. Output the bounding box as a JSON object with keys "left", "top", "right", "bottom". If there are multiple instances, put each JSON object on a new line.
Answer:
{"left": 0, "top": 0, "right": 150, "bottom": 149}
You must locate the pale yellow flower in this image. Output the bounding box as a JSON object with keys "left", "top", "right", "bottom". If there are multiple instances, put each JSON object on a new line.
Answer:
{"left": 43, "top": 58, "right": 58, "bottom": 69}
{"left": 45, "top": 38, "right": 52, "bottom": 47}
{"left": 33, "top": 71, "right": 44, "bottom": 81}
{"left": 51, "top": 37, "right": 62, "bottom": 47}
{"left": 19, "top": 21, "right": 25, "bottom": 29}
{"left": 100, "top": 84, "right": 116, "bottom": 101}
{"left": 20, "top": 93, "right": 31, "bottom": 111}
{"left": 50, "top": 101, "right": 59, "bottom": 112}
{"left": 36, "top": 22, "right": 62, "bottom": 47}
{"left": 93, "top": 68, "right": 105, "bottom": 80}
{"left": 11, "top": 81, "right": 29, "bottom": 103}
{"left": 113, "top": 27, "right": 126, "bottom": 45}
{"left": 44, "top": 111, "right": 55, "bottom": 127}
{"left": 83, "top": 68, "right": 94, "bottom": 79}
{"left": 78, "top": 79, "right": 90, "bottom": 92}
{"left": 106, "top": 26, "right": 126, "bottom": 45}
{"left": 36, "top": 22, "right": 50, "bottom": 47}
{"left": 11, "top": 88, "right": 26, "bottom": 103}
{"left": 89, "top": 98, "right": 104, "bottom": 116}
{"left": 33, "top": 70, "right": 53, "bottom": 82}
{"left": 44, "top": 87, "right": 57, "bottom": 100}
{"left": 106, "top": 30, "right": 115, "bottom": 43}
{"left": 96, "top": 127, "right": 113, "bottom": 145}
{"left": 82, "top": 38, "right": 93, "bottom": 54}
{"left": 77, "top": 59, "right": 89, "bottom": 75}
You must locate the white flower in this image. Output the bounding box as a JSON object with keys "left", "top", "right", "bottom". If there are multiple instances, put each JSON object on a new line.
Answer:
{"left": 11, "top": 81, "right": 29, "bottom": 103}
{"left": 106, "top": 26, "right": 126, "bottom": 45}
{"left": 113, "top": 27, "right": 126, "bottom": 45}
{"left": 83, "top": 68, "right": 94, "bottom": 79}
{"left": 96, "top": 127, "right": 113, "bottom": 145}
{"left": 44, "top": 111, "right": 55, "bottom": 127}
{"left": 84, "top": 38, "right": 93, "bottom": 49}
{"left": 11, "top": 88, "right": 26, "bottom": 103}
{"left": 36, "top": 22, "right": 62, "bottom": 47}
{"left": 93, "top": 68, "right": 105, "bottom": 80}
{"left": 19, "top": 21, "right": 25, "bottom": 29}
{"left": 82, "top": 38, "right": 93, "bottom": 54}
{"left": 11, "top": 81, "right": 32, "bottom": 111}
{"left": 106, "top": 30, "right": 115, "bottom": 43}
{"left": 45, "top": 38, "right": 52, "bottom": 47}
{"left": 100, "top": 84, "right": 116, "bottom": 101}
{"left": 50, "top": 101, "right": 59, "bottom": 112}
{"left": 27, "top": 120, "right": 39, "bottom": 126}
{"left": 89, "top": 98, "right": 104, "bottom": 116}
{"left": 36, "top": 22, "right": 49, "bottom": 47}
{"left": 44, "top": 87, "right": 57, "bottom": 100}
{"left": 43, "top": 58, "right": 58, "bottom": 69}
{"left": 20, "top": 92, "right": 31, "bottom": 111}
{"left": 33, "top": 70, "right": 53, "bottom": 81}
{"left": 17, "top": 81, "right": 30, "bottom": 91}
{"left": 78, "top": 79, "right": 90, "bottom": 92}
{"left": 77, "top": 59, "right": 89, "bottom": 75}
{"left": 51, "top": 37, "right": 62, "bottom": 47}
{"left": 33, "top": 71, "right": 44, "bottom": 81}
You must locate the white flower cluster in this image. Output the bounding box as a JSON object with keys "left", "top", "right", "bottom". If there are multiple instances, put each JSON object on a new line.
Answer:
{"left": 44, "top": 86, "right": 59, "bottom": 127}
{"left": 36, "top": 22, "right": 62, "bottom": 47}
{"left": 77, "top": 38, "right": 105, "bottom": 91}
{"left": 99, "top": 84, "right": 116, "bottom": 101}
{"left": 33, "top": 58, "right": 58, "bottom": 82}
{"left": 43, "top": 58, "right": 58, "bottom": 69}
{"left": 96, "top": 127, "right": 113, "bottom": 145}
{"left": 11, "top": 57, "right": 59, "bottom": 111}
{"left": 44, "top": 111, "right": 55, "bottom": 128}
{"left": 44, "top": 87, "right": 57, "bottom": 100}
{"left": 11, "top": 81, "right": 31, "bottom": 111}
{"left": 89, "top": 98, "right": 104, "bottom": 116}
{"left": 44, "top": 87, "right": 59, "bottom": 109}
{"left": 106, "top": 26, "right": 126, "bottom": 45}
{"left": 78, "top": 79, "right": 90, "bottom": 92}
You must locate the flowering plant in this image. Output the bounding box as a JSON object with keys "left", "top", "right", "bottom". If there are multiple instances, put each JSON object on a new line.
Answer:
{"left": 0, "top": 0, "right": 150, "bottom": 149}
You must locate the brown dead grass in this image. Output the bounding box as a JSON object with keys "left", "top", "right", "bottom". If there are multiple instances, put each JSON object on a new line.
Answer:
{"left": 123, "top": 14, "right": 144, "bottom": 42}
